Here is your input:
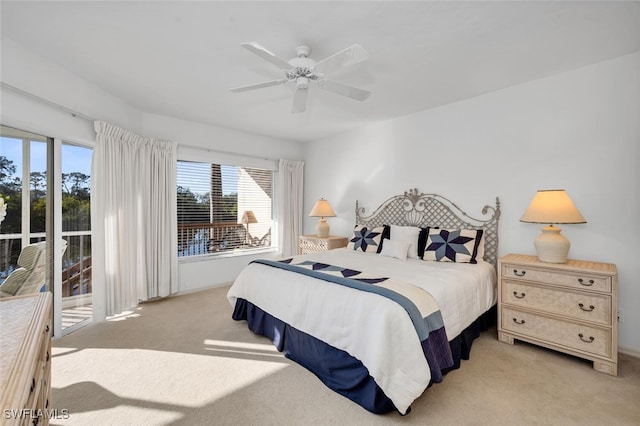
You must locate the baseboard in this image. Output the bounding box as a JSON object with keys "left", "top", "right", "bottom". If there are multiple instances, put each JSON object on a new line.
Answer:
{"left": 619, "top": 346, "right": 640, "bottom": 359}
{"left": 171, "top": 282, "right": 232, "bottom": 297}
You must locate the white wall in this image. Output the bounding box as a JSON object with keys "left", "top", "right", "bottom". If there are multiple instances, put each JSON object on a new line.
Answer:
{"left": 303, "top": 52, "right": 640, "bottom": 354}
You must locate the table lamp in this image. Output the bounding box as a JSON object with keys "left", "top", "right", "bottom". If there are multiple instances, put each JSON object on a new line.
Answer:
{"left": 520, "top": 189, "right": 586, "bottom": 263}
{"left": 241, "top": 210, "right": 257, "bottom": 245}
{"left": 308, "top": 198, "right": 336, "bottom": 238}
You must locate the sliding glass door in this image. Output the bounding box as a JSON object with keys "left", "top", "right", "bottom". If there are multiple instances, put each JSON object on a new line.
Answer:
{"left": 0, "top": 125, "right": 92, "bottom": 336}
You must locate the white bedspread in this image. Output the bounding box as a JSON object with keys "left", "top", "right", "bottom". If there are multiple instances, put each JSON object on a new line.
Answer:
{"left": 227, "top": 249, "right": 496, "bottom": 414}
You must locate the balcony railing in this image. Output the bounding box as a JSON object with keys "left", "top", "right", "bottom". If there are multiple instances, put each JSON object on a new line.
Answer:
{"left": 178, "top": 222, "right": 271, "bottom": 257}
{"left": 62, "top": 255, "right": 92, "bottom": 298}
{"left": 178, "top": 222, "right": 247, "bottom": 256}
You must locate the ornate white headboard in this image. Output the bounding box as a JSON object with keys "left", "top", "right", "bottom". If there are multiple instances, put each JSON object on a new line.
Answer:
{"left": 355, "top": 188, "right": 501, "bottom": 268}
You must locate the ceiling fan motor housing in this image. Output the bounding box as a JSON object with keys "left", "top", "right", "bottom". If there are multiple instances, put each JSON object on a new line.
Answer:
{"left": 295, "top": 45, "right": 311, "bottom": 57}
{"left": 288, "top": 56, "right": 316, "bottom": 79}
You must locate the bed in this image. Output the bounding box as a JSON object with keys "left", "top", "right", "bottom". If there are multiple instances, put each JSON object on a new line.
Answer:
{"left": 227, "top": 188, "right": 501, "bottom": 415}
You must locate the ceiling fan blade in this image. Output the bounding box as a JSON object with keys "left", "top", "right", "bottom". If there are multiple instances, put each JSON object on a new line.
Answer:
{"left": 313, "top": 44, "right": 368, "bottom": 75}
{"left": 241, "top": 42, "right": 293, "bottom": 71}
{"left": 317, "top": 79, "right": 370, "bottom": 101}
{"left": 229, "top": 79, "right": 288, "bottom": 93}
{"left": 292, "top": 88, "right": 308, "bottom": 113}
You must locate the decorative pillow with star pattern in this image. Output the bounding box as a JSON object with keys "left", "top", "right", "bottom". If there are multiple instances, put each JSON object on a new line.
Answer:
{"left": 347, "top": 225, "right": 387, "bottom": 254}
{"left": 422, "top": 228, "right": 484, "bottom": 264}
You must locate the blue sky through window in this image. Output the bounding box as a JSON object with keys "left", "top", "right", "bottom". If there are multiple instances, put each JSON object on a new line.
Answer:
{"left": 1, "top": 137, "right": 92, "bottom": 180}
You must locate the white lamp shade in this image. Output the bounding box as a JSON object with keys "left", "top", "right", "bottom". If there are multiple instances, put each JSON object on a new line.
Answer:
{"left": 520, "top": 190, "right": 586, "bottom": 224}
{"left": 241, "top": 210, "right": 257, "bottom": 224}
{"left": 308, "top": 199, "right": 336, "bottom": 218}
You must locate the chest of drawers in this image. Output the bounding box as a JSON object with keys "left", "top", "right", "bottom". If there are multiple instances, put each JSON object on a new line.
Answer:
{"left": 0, "top": 292, "right": 53, "bottom": 425}
{"left": 498, "top": 254, "right": 618, "bottom": 376}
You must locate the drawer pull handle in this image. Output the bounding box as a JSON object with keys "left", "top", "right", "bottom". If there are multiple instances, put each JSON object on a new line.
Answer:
{"left": 578, "top": 303, "right": 595, "bottom": 312}
{"left": 513, "top": 291, "right": 526, "bottom": 299}
{"left": 579, "top": 333, "right": 595, "bottom": 343}
{"left": 512, "top": 318, "right": 526, "bottom": 325}
{"left": 578, "top": 278, "right": 595, "bottom": 286}
{"left": 513, "top": 269, "right": 526, "bottom": 277}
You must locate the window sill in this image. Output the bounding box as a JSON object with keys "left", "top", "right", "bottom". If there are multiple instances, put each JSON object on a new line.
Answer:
{"left": 178, "top": 247, "right": 278, "bottom": 263}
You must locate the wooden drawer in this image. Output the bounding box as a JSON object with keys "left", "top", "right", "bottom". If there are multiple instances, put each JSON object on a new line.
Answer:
{"left": 502, "top": 264, "right": 611, "bottom": 293}
{"left": 502, "top": 307, "right": 612, "bottom": 358}
{"left": 502, "top": 280, "right": 611, "bottom": 325}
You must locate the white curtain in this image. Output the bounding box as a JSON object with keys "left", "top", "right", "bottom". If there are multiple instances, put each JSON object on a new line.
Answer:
{"left": 92, "top": 121, "right": 178, "bottom": 316}
{"left": 277, "top": 159, "right": 304, "bottom": 257}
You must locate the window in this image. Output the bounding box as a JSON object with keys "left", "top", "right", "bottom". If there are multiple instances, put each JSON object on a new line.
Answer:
{"left": 177, "top": 161, "right": 273, "bottom": 257}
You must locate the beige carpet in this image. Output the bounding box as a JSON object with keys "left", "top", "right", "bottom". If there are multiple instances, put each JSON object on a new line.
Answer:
{"left": 50, "top": 285, "right": 640, "bottom": 426}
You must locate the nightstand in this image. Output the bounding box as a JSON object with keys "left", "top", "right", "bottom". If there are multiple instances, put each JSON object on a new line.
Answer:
{"left": 298, "top": 235, "right": 348, "bottom": 255}
{"left": 498, "top": 254, "right": 618, "bottom": 375}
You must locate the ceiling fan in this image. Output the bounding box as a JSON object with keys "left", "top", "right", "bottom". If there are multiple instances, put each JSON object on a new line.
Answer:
{"left": 230, "top": 42, "right": 371, "bottom": 113}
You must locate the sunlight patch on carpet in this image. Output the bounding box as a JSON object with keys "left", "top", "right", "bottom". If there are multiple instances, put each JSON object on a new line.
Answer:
{"left": 106, "top": 307, "right": 143, "bottom": 322}
{"left": 51, "top": 347, "right": 291, "bottom": 414}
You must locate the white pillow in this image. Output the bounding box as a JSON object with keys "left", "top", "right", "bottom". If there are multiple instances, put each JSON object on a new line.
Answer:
{"left": 390, "top": 225, "right": 421, "bottom": 258}
{"left": 380, "top": 238, "right": 410, "bottom": 260}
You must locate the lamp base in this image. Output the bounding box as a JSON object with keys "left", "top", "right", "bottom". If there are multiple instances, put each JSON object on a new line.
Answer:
{"left": 316, "top": 218, "right": 330, "bottom": 238}
{"left": 534, "top": 225, "right": 570, "bottom": 263}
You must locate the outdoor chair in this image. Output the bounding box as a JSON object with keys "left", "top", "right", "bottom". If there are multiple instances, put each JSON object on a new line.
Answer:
{"left": 0, "top": 240, "right": 67, "bottom": 298}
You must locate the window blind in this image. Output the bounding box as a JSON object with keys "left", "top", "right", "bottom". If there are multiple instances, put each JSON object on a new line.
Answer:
{"left": 177, "top": 160, "right": 273, "bottom": 257}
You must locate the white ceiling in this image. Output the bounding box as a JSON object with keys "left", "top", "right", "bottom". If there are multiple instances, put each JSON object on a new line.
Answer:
{"left": 2, "top": 1, "right": 640, "bottom": 143}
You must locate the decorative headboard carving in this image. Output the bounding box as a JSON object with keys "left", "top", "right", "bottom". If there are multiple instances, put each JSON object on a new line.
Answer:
{"left": 355, "top": 188, "right": 501, "bottom": 269}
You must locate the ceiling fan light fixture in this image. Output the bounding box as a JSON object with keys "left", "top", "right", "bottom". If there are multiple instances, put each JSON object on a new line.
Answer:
{"left": 296, "top": 77, "right": 309, "bottom": 89}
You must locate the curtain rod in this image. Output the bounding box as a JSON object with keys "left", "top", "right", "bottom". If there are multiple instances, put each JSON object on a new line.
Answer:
{"left": 178, "top": 143, "right": 277, "bottom": 162}
{"left": 2, "top": 82, "right": 96, "bottom": 121}
{"left": 2, "top": 82, "right": 280, "bottom": 163}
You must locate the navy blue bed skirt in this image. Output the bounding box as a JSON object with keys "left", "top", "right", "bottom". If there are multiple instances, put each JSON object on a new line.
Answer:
{"left": 232, "top": 299, "right": 496, "bottom": 415}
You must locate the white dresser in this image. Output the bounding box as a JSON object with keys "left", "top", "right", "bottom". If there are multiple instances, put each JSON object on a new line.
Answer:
{"left": 0, "top": 292, "right": 53, "bottom": 425}
{"left": 498, "top": 254, "right": 618, "bottom": 376}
